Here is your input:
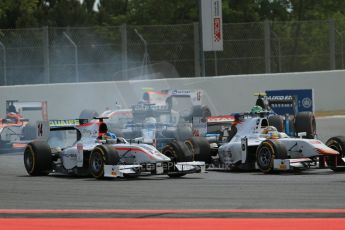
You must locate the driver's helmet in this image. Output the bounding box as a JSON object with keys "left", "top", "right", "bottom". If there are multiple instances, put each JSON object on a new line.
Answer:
{"left": 98, "top": 122, "right": 116, "bottom": 140}
{"left": 261, "top": 126, "right": 280, "bottom": 139}
{"left": 251, "top": 105, "right": 263, "bottom": 114}
{"left": 103, "top": 132, "right": 116, "bottom": 139}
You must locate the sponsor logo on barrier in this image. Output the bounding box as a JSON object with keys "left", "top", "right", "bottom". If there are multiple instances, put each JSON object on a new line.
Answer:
{"left": 266, "top": 95, "right": 293, "bottom": 100}
{"left": 265, "top": 89, "right": 314, "bottom": 115}
{"left": 302, "top": 97, "right": 312, "bottom": 109}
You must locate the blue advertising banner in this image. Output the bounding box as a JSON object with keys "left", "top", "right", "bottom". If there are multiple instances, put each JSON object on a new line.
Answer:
{"left": 265, "top": 89, "right": 314, "bottom": 116}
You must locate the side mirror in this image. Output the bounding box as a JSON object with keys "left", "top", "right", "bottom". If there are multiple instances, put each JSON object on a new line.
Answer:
{"left": 297, "top": 132, "right": 307, "bottom": 138}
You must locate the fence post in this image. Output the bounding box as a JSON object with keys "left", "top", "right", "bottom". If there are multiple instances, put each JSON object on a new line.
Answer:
{"left": 329, "top": 19, "right": 336, "bottom": 70}
{"left": 264, "top": 20, "right": 271, "bottom": 73}
{"left": 63, "top": 31, "right": 79, "bottom": 82}
{"left": 121, "top": 24, "right": 128, "bottom": 80}
{"left": 197, "top": 0, "right": 206, "bottom": 77}
{"left": 0, "top": 41, "right": 6, "bottom": 85}
{"left": 194, "top": 23, "right": 201, "bottom": 77}
{"left": 42, "top": 26, "right": 50, "bottom": 83}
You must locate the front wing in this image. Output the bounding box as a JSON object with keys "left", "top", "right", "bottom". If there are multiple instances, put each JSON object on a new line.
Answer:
{"left": 103, "top": 161, "right": 206, "bottom": 178}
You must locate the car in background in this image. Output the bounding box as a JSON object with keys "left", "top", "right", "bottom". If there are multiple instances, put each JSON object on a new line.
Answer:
{"left": 0, "top": 100, "right": 48, "bottom": 153}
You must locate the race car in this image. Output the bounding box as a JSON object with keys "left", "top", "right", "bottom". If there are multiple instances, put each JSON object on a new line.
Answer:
{"left": 142, "top": 89, "right": 211, "bottom": 123}
{"left": 78, "top": 89, "right": 212, "bottom": 152}
{"left": 23, "top": 119, "right": 205, "bottom": 179}
{"left": 217, "top": 112, "right": 343, "bottom": 173}
{"left": 254, "top": 92, "right": 316, "bottom": 138}
{"left": 0, "top": 100, "right": 48, "bottom": 153}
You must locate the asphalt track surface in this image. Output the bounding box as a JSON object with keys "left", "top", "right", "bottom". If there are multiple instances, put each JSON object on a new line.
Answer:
{"left": 0, "top": 116, "right": 345, "bottom": 229}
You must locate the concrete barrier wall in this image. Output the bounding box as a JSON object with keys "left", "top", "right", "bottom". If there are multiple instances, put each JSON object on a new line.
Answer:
{"left": 1, "top": 70, "right": 345, "bottom": 119}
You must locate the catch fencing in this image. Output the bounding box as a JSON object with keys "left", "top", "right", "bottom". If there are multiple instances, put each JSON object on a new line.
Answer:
{"left": 0, "top": 19, "right": 344, "bottom": 85}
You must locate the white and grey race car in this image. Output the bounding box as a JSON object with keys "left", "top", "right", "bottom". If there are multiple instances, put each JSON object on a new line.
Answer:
{"left": 24, "top": 119, "right": 205, "bottom": 179}
{"left": 218, "top": 113, "right": 344, "bottom": 173}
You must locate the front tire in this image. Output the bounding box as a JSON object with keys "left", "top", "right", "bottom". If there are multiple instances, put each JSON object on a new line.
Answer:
{"left": 326, "top": 136, "right": 345, "bottom": 172}
{"left": 24, "top": 141, "right": 52, "bottom": 176}
{"left": 89, "top": 145, "right": 120, "bottom": 179}
{"left": 256, "top": 140, "right": 287, "bottom": 173}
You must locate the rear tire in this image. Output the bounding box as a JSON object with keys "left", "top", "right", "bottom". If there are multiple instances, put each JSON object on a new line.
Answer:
{"left": 294, "top": 112, "right": 316, "bottom": 139}
{"left": 89, "top": 145, "right": 120, "bottom": 179}
{"left": 268, "top": 115, "right": 284, "bottom": 132}
{"left": 162, "top": 141, "right": 193, "bottom": 162}
{"left": 185, "top": 137, "right": 211, "bottom": 163}
{"left": 326, "top": 136, "right": 345, "bottom": 172}
{"left": 24, "top": 141, "right": 52, "bottom": 176}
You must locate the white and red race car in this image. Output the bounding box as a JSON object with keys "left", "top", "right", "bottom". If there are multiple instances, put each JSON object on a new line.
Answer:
{"left": 218, "top": 113, "right": 345, "bottom": 173}
{"left": 24, "top": 119, "right": 205, "bottom": 179}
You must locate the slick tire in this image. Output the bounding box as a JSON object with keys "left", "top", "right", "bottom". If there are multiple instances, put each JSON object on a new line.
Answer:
{"left": 268, "top": 115, "right": 284, "bottom": 132}
{"left": 294, "top": 112, "right": 316, "bottom": 139}
{"left": 89, "top": 145, "right": 120, "bottom": 179}
{"left": 185, "top": 136, "right": 211, "bottom": 163}
{"left": 256, "top": 140, "right": 287, "bottom": 173}
{"left": 162, "top": 141, "right": 193, "bottom": 162}
{"left": 326, "top": 136, "right": 345, "bottom": 172}
{"left": 24, "top": 141, "right": 53, "bottom": 176}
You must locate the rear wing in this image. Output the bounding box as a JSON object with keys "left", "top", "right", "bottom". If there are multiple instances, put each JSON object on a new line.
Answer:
{"left": 166, "top": 89, "right": 203, "bottom": 106}
{"left": 143, "top": 89, "right": 203, "bottom": 107}
{"left": 36, "top": 119, "right": 88, "bottom": 140}
{"left": 207, "top": 115, "right": 234, "bottom": 124}
{"left": 49, "top": 119, "right": 89, "bottom": 129}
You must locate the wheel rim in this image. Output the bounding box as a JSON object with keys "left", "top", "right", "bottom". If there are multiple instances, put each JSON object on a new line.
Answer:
{"left": 184, "top": 141, "right": 194, "bottom": 160}
{"left": 258, "top": 146, "right": 272, "bottom": 168}
{"left": 163, "top": 149, "right": 177, "bottom": 162}
{"left": 24, "top": 150, "right": 34, "bottom": 172}
{"left": 185, "top": 141, "right": 193, "bottom": 153}
{"left": 91, "top": 151, "right": 103, "bottom": 173}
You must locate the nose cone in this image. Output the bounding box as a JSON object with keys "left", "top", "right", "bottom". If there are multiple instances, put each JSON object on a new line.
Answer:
{"left": 140, "top": 144, "right": 171, "bottom": 162}
{"left": 307, "top": 139, "right": 340, "bottom": 156}
{"left": 315, "top": 147, "right": 339, "bottom": 155}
